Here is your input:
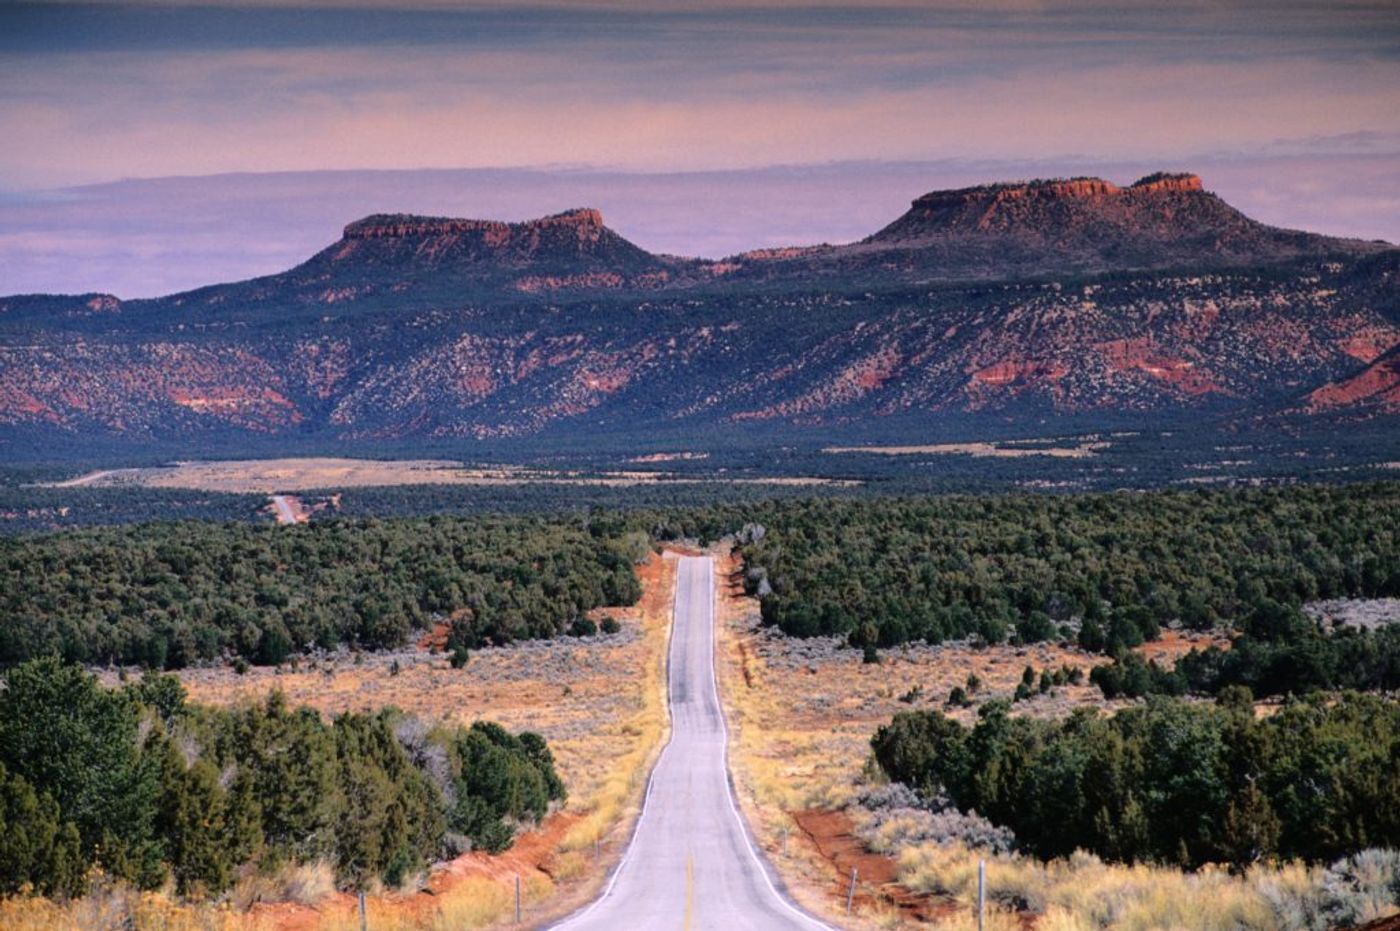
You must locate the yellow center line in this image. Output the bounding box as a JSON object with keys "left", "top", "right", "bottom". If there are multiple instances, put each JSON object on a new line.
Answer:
{"left": 684, "top": 852, "right": 695, "bottom": 930}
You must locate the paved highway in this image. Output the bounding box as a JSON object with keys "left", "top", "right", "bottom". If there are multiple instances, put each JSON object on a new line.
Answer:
{"left": 552, "top": 556, "right": 837, "bottom": 931}
{"left": 270, "top": 494, "right": 299, "bottom": 524}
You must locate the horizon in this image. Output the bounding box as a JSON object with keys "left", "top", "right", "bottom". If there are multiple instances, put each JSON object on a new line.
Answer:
{"left": 5, "top": 154, "right": 1400, "bottom": 298}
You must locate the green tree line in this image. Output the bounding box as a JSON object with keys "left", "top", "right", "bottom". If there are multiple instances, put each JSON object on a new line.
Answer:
{"left": 0, "top": 659, "right": 563, "bottom": 899}
{"left": 872, "top": 692, "right": 1400, "bottom": 870}
{"left": 1092, "top": 598, "right": 1400, "bottom": 700}
{"left": 0, "top": 515, "right": 641, "bottom": 668}
{"left": 723, "top": 485, "right": 1400, "bottom": 651}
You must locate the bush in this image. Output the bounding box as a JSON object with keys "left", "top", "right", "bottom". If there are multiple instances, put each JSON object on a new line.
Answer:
{"left": 449, "top": 643, "right": 470, "bottom": 669}
{"left": 0, "top": 660, "right": 564, "bottom": 897}
{"left": 0, "top": 763, "right": 85, "bottom": 897}
{"left": 1017, "top": 611, "right": 1057, "bottom": 644}
{"left": 0, "top": 515, "right": 642, "bottom": 667}
{"left": 736, "top": 485, "right": 1400, "bottom": 652}
{"left": 447, "top": 723, "right": 565, "bottom": 853}
{"left": 872, "top": 693, "right": 1400, "bottom": 869}
{"left": 600, "top": 617, "right": 621, "bottom": 635}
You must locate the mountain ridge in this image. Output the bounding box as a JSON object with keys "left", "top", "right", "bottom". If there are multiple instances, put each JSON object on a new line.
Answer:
{"left": 2, "top": 171, "right": 1397, "bottom": 451}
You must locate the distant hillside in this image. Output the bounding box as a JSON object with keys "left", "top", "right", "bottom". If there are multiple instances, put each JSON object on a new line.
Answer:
{"left": 1, "top": 172, "right": 1396, "bottom": 453}
{"left": 728, "top": 172, "right": 1389, "bottom": 283}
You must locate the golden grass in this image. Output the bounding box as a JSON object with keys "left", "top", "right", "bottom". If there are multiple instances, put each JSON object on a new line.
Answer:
{"left": 0, "top": 889, "right": 269, "bottom": 931}
{"left": 230, "top": 861, "right": 337, "bottom": 911}
{"left": 712, "top": 545, "right": 1399, "bottom": 930}
{"left": 823, "top": 440, "right": 1108, "bottom": 459}
{"left": 894, "top": 842, "right": 1353, "bottom": 931}
{"left": 68, "top": 552, "right": 678, "bottom": 931}
{"left": 51, "top": 457, "right": 846, "bottom": 493}
{"left": 559, "top": 562, "right": 670, "bottom": 855}
{"left": 421, "top": 876, "right": 515, "bottom": 930}
{"left": 714, "top": 550, "right": 885, "bottom": 929}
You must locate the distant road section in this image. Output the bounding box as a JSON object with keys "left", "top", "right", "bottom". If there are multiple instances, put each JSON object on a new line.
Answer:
{"left": 269, "top": 494, "right": 303, "bottom": 524}
{"left": 553, "top": 556, "right": 837, "bottom": 931}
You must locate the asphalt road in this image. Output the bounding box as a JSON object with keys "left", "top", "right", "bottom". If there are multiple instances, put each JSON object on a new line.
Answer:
{"left": 270, "top": 494, "right": 299, "bottom": 524}
{"left": 552, "top": 556, "right": 837, "bottom": 931}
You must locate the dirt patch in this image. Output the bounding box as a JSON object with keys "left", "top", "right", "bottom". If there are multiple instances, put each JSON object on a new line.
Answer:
{"left": 267, "top": 494, "right": 309, "bottom": 524}
{"left": 49, "top": 457, "right": 849, "bottom": 493}
{"left": 824, "top": 439, "right": 1107, "bottom": 458}
{"left": 1136, "top": 628, "right": 1229, "bottom": 664}
{"left": 96, "top": 549, "right": 680, "bottom": 931}
{"left": 792, "top": 809, "right": 955, "bottom": 924}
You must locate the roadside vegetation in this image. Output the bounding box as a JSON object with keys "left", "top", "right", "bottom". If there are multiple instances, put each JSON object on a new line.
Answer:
{"left": 727, "top": 484, "right": 1400, "bottom": 653}
{"left": 0, "top": 515, "right": 642, "bottom": 668}
{"left": 873, "top": 692, "right": 1400, "bottom": 870}
{"left": 1092, "top": 599, "right": 1400, "bottom": 699}
{"left": 709, "top": 484, "right": 1400, "bottom": 929}
{"left": 0, "top": 659, "right": 562, "bottom": 902}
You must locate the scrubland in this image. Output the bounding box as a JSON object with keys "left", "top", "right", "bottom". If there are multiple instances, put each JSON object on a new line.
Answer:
{"left": 715, "top": 549, "right": 1400, "bottom": 930}
{"left": 11, "top": 551, "right": 675, "bottom": 931}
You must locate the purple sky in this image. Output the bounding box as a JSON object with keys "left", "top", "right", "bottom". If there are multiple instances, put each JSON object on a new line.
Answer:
{"left": 1, "top": 1, "right": 1398, "bottom": 296}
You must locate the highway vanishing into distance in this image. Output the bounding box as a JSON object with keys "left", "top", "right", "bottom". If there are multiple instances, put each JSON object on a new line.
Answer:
{"left": 553, "top": 556, "right": 837, "bottom": 931}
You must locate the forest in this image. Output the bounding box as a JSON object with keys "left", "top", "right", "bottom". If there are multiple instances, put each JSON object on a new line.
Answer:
{"left": 1091, "top": 598, "right": 1400, "bottom": 699}
{"left": 4, "top": 483, "right": 1398, "bottom": 671}
{"left": 871, "top": 692, "right": 1400, "bottom": 870}
{"left": 727, "top": 484, "right": 1400, "bottom": 652}
{"left": 0, "top": 515, "right": 642, "bottom": 668}
{"left": 0, "top": 659, "right": 562, "bottom": 898}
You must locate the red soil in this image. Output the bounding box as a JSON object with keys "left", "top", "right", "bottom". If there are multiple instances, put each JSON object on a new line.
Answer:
{"left": 791, "top": 809, "right": 956, "bottom": 924}
{"left": 249, "top": 813, "right": 581, "bottom": 931}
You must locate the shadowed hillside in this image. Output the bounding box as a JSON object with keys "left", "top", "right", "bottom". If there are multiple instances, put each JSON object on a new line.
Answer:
{"left": 1, "top": 173, "right": 1396, "bottom": 452}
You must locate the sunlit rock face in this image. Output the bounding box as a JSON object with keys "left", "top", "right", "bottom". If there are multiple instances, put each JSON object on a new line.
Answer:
{"left": 2, "top": 173, "right": 1397, "bottom": 445}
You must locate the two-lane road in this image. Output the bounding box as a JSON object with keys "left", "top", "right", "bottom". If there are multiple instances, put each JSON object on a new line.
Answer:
{"left": 553, "top": 556, "right": 836, "bottom": 931}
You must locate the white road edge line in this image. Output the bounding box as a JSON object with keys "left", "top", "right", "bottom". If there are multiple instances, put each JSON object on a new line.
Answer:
{"left": 551, "top": 555, "right": 842, "bottom": 931}
{"left": 548, "top": 555, "right": 681, "bottom": 930}
{"left": 704, "top": 557, "right": 842, "bottom": 931}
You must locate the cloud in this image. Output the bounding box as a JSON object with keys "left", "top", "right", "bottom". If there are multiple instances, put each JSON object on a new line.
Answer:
{"left": 3, "top": 34, "right": 1399, "bottom": 188}
{"left": 0, "top": 1, "right": 1396, "bottom": 192}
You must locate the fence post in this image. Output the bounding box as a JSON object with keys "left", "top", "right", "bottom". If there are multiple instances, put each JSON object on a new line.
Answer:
{"left": 846, "top": 866, "right": 858, "bottom": 915}
{"left": 515, "top": 874, "right": 522, "bottom": 924}
{"left": 358, "top": 890, "right": 367, "bottom": 931}
{"left": 977, "top": 858, "right": 986, "bottom": 931}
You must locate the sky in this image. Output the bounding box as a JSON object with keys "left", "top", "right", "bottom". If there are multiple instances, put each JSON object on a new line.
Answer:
{"left": 1, "top": 0, "right": 1399, "bottom": 296}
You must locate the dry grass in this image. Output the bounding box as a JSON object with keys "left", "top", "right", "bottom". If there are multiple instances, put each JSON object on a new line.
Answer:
{"left": 230, "top": 861, "right": 337, "bottom": 911}
{"left": 892, "top": 842, "right": 1392, "bottom": 931}
{"left": 0, "top": 887, "right": 269, "bottom": 931}
{"left": 822, "top": 439, "right": 1108, "bottom": 459}
{"left": 50, "top": 457, "right": 846, "bottom": 493}
{"left": 714, "top": 548, "right": 887, "bottom": 929}
{"left": 76, "top": 551, "right": 678, "bottom": 931}
{"left": 713, "top": 544, "right": 1398, "bottom": 930}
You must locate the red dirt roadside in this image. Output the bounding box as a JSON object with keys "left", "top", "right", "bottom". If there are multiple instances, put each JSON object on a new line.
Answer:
{"left": 249, "top": 812, "right": 581, "bottom": 931}
{"left": 791, "top": 809, "right": 955, "bottom": 924}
